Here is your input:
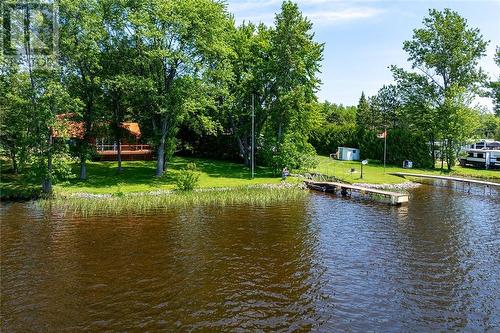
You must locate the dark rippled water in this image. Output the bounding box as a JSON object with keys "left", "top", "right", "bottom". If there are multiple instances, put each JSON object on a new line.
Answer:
{"left": 1, "top": 183, "right": 499, "bottom": 332}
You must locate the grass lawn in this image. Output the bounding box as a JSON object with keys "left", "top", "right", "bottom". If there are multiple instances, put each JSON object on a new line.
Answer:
{"left": 0, "top": 172, "right": 41, "bottom": 199}
{"left": 310, "top": 156, "right": 500, "bottom": 184}
{"left": 52, "top": 156, "right": 288, "bottom": 195}
{"left": 2, "top": 155, "right": 498, "bottom": 198}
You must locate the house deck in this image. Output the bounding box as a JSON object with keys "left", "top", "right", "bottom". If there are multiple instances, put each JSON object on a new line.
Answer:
{"left": 96, "top": 144, "right": 153, "bottom": 161}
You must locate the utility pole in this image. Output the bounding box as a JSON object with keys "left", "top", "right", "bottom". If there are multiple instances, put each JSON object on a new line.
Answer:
{"left": 251, "top": 94, "right": 255, "bottom": 179}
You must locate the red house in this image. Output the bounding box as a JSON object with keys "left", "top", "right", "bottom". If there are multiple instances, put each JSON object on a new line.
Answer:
{"left": 55, "top": 114, "right": 153, "bottom": 161}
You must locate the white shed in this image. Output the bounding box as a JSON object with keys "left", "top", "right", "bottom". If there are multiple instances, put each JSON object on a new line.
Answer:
{"left": 338, "top": 147, "right": 360, "bottom": 161}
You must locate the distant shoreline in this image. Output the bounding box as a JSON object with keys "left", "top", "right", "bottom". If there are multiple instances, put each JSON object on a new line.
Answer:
{"left": 1, "top": 156, "right": 498, "bottom": 202}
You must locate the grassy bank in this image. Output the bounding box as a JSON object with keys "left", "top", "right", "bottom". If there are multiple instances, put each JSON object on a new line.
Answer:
{"left": 0, "top": 164, "right": 41, "bottom": 200}
{"left": 41, "top": 186, "right": 307, "bottom": 216}
{"left": 1, "top": 156, "right": 289, "bottom": 198}
{"left": 55, "top": 157, "right": 289, "bottom": 195}
{"left": 2, "top": 155, "right": 498, "bottom": 200}
{"left": 311, "top": 156, "right": 500, "bottom": 185}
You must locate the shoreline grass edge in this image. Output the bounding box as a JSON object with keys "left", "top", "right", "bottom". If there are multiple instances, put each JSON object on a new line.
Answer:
{"left": 39, "top": 184, "right": 309, "bottom": 216}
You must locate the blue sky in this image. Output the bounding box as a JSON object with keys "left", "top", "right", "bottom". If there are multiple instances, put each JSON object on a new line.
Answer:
{"left": 227, "top": 0, "right": 500, "bottom": 110}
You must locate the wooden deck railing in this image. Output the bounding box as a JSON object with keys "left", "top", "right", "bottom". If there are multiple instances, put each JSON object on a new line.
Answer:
{"left": 97, "top": 144, "right": 152, "bottom": 152}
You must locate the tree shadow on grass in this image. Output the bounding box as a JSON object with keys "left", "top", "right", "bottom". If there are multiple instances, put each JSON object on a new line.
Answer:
{"left": 63, "top": 157, "right": 277, "bottom": 190}
{"left": 65, "top": 161, "right": 166, "bottom": 189}
{"left": 171, "top": 156, "right": 276, "bottom": 179}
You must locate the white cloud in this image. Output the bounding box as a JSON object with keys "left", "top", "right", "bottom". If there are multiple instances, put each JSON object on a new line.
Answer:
{"left": 228, "top": 0, "right": 384, "bottom": 26}
{"left": 228, "top": 0, "right": 278, "bottom": 13}
{"left": 305, "top": 7, "right": 384, "bottom": 24}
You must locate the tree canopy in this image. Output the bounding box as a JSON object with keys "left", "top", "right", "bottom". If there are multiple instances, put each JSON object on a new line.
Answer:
{"left": 1, "top": 3, "right": 498, "bottom": 192}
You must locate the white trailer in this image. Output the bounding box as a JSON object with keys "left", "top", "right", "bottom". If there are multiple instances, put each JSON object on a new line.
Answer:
{"left": 460, "top": 148, "right": 500, "bottom": 169}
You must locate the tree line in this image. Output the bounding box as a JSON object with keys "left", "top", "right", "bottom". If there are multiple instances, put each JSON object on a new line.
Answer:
{"left": 1, "top": 0, "right": 323, "bottom": 192}
{"left": 312, "top": 9, "right": 499, "bottom": 170}
{"left": 1, "top": 2, "right": 498, "bottom": 193}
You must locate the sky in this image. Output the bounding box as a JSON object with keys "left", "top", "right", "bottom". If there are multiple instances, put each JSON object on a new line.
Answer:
{"left": 227, "top": 0, "right": 500, "bottom": 110}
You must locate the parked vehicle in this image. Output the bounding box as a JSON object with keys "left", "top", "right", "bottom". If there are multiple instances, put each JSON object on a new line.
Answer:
{"left": 460, "top": 140, "right": 500, "bottom": 169}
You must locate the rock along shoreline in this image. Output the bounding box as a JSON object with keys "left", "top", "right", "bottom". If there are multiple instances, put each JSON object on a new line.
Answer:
{"left": 352, "top": 181, "right": 421, "bottom": 191}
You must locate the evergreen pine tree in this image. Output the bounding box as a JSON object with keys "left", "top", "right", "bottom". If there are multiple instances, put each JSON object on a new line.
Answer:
{"left": 356, "top": 92, "right": 371, "bottom": 131}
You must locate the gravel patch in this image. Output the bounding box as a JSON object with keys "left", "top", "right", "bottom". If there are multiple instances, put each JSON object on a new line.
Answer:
{"left": 353, "top": 181, "right": 421, "bottom": 191}
{"left": 68, "top": 192, "right": 113, "bottom": 199}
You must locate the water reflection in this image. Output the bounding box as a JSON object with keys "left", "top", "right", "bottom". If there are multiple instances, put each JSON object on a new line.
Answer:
{"left": 396, "top": 186, "right": 476, "bottom": 330}
{"left": 1, "top": 184, "right": 499, "bottom": 332}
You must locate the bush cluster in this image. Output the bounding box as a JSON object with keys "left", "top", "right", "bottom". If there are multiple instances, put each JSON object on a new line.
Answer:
{"left": 175, "top": 163, "right": 200, "bottom": 191}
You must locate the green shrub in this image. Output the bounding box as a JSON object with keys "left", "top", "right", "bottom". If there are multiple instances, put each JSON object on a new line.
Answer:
{"left": 175, "top": 163, "right": 200, "bottom": 191}
{"left": 309, "top": 123, "right": 357, "bottom": 155}
{"left": 26, "top": 152, "right": 76, "bottom": 184}
{"left": 357, "top": 128, "right": 433, "bottom": 168}
{"left": 261, "top": 133, "right": 318, "bottom": 173}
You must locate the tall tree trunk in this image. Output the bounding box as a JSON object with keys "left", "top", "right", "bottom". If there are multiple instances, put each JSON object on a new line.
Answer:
{"left": 447, "top": 138, "right": 453, "bottom": 172}
{"left": 429, "top": 135, "right": 436, "bottom": 168}
{"left": 80, "top": 95, "right": 93, "bottom": 180}
{"left": 10, "top": 150, "right": 18, "bottom": 174}
{"left": 163, "top": 144, "right": 169, "bottom": 173}
{"left": 228, "top": 112, "right": 251, "bottom": 166}
{"left": 113, "top": 99, "right": 123, "bottom": 173}
{"left": 235, "top": 135, "right": 250, "bottom": 167}
{"left": 440, "top": 141, "right": 444, "bottom": 171}
{"left": 155, "top": 117, "right": 168, "bottom": 177}
{"left": 42, "top": 132, "right": 52, "bottom": 194}
{"left": 156, "top": 136, "right": 165, "bottom": 177}
{"left": 80, "top": 153, "right": 87, "bottom": 179}
{"left": 117, "top": 139, "right": 122, "bottom": 173}
{"left": 277, "top": 122, "right": 282, "bottom": 143}
{"left": 79, "top": 142, "right": 89, "bottom": 180}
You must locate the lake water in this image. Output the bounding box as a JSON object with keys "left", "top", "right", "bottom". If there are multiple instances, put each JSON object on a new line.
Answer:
{"left": 1, "top": 183, "right": 499, "bottom": 332}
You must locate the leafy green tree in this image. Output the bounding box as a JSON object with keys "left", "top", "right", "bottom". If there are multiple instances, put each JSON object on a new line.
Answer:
{"left": 355, "top": 92, "right": 382, "bottom": 160}
{"left": 355, "top": 92, "right": 371, "bottom": 131}
{"left": 309, "top": 101, "right": 357, "bottom": 155}
{"left": 130, "top": 0, "right": 233, "bottom": 176}
{"left": 262, "top": 1, "right": 323, "bottom": 170}
{"left": 392, "top": 8, "right": 487, "bottom": 170}
{"left": 371, "top": 85, "right": 401, "bottom": 129}
{"left": 0, "top": 62, "right": 32, "bottom": 173}
{"left": 28, "top": 78, "right": 79, "bottom": 192}
{"left": 1, "top": 3, "right": 81, "bottom": 192}
{"left": 98, "top": 1, "right": 139, "bottom": 173}
{"left": 226, "top": 23, "right": 272, "bottom": 167}
{"left": 102, "top": 76, "right": 133, "bottom": 173}
{"left": 490, "top": 47, "right": 500, "bottom": 117}
{"left": 320, "top": 102, "right": 356, "bottom": 124}
{"left": 476, "top": 112, "right": 500, "bottom": 140}
{"left": 403, "top": 9, "right": 487, "bottom": 94}
{"left": 0, "top": 62, "right": 77, "bottom": 193}
{"left": 59, "top": 0, "right": 106, "bottom": 179}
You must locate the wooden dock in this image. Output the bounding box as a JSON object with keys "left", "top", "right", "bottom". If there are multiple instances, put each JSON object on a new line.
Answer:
{"left": 389, "top": 172, "right": 500, "bottom": 188}
{"left": 305, "top": 181, "right": 409, "bottom": 205}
